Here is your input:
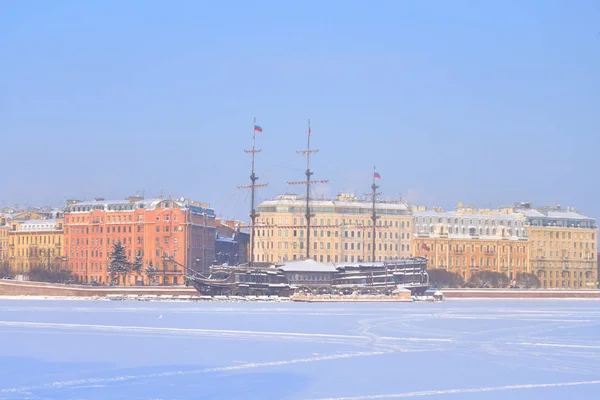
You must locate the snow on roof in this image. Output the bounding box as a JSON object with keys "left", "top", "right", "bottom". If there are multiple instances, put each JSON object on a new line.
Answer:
{"left": 216, "top": 233, "right": 236, "bottom": 243}
{"left": 516, "top": 209, "right": 545, "bottom": 218}
{"left": 413, "top": 210, "right": 524, "bottom": 221}
{"left": 278, "top": 259, "right": 338, "bottom": 273}
{"left": 258, "top": 195, "right": 408, "bottom": 211}
{"left": 516, "top": 207, "right": 595, "bottom": 222}
{"left": 545, "top": 210, "right": 594, "bottom": 221}
{"left": 15, "top": 219, "right": 61, "bottom": 232}
{"left": 65, "top": 198, "right": 214, "bottom": 215}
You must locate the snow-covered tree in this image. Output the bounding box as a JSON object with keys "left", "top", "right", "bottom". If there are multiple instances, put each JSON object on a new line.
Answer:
{"left": 132, "top": 254, "right": 143, "bottom": 274}
{"left": 145, "top": 261, "right": 156, "bottom": 285}
{"left": 108, "top": 242, "right": 130, "bottom": 285}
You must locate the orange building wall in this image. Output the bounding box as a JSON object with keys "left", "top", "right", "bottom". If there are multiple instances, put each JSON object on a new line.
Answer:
{"left": 64, "top": 199, "right": 215, "bottom": 286}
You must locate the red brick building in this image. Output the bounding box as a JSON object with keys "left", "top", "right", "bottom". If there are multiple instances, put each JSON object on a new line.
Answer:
{"left": 64, "top": 197, "right": 215, "bottom": 285}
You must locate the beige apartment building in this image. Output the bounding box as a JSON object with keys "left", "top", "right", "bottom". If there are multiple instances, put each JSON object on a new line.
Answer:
{"left": 412, "top": 205, "right": 529, "bottom": 281}
{"left": 253, "top": 193, "right": 413, "bottom": 264}
{"left": 516, "top": 204, "right": 597, "bottom": 289}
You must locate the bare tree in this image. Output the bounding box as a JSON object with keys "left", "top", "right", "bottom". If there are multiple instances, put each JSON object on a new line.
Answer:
{"left": 468, "top": 271, "right": 510, "bottom": 288}
{"left": 428, "top": 269, "right": 465, "bottom": 288}
{"left": 515, "top": 272, "right": 541, "bottom": 289}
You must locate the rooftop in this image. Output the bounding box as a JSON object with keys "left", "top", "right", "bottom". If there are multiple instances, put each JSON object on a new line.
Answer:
{"left": 12, "top": 219, "right": 62, "bottom": 232}
{"left": 65, "top": 198, "right": 215, "bottom": 216}
{"left": 413, "top": 210, "right": 525, "bottom": 221}
{"left": 515, "top": 204, "right": 595, "bottom": 222}
{"left": 259, "top": 193, "right": 409, "bottom": 211}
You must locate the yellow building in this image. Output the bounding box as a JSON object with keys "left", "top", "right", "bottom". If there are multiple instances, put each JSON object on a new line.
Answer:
{"left": 0, "top": 217, "right": 9, "bottom": 266}
{"left": 412, "top": 206, "right": 529, "bottom": 281}
{"left": 254, "top": 193, "right": 413, "bottom": 264}
{"left": 516, "top": 204, "right": 598, "bottom": 289}
{"left": 8, "top": 219, "right": 64, "bottom": 274}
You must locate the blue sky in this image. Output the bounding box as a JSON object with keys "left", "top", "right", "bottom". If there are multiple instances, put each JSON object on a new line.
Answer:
{"left": 2, "top": 0, "right": 599, "bottom": 221}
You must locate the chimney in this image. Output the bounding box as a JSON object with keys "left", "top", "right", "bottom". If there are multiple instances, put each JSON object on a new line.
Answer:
{"left": 128, "top": 196, "right": 144, "bottom": 203}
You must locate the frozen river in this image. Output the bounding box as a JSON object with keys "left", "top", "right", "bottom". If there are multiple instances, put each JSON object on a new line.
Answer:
{"left": 0, "top": 299, "right": 599, "bottom": 399}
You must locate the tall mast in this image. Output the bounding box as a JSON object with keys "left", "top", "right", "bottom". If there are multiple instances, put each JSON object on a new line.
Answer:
{"left": 238, "top": 118, "right": 267, "bottom": 268}
{"left": 288, "top": 119, "right": 328, "bottom": 260}
{"left": 367, "top": 166, "right": 381, "bottom": 263}
{"left": 371, "top": 174, "right": 378, "bottom": 263}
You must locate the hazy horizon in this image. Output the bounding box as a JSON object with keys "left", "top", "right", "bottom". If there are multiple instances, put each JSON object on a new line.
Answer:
{"left": 2, "top": 1, "right": 599, "bottom": 222}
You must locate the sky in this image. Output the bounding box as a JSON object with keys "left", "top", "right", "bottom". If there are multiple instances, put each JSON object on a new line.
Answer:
{"left": 2, "top": 0, "right": 599, "bottom": 222}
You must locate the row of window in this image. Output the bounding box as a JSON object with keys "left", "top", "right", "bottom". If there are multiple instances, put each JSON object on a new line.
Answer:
{"left": 78, "top": 275, "right": 180, "bottom": 285}
{"left": 256, "top": 240, "right": 412, "bottom": 252}
{"left": 534, "top": 252, "right": 596, "bottom": 260}
{"left": 416, "top": 216, "right": 523, "bottom": 227}
{"left": 417, "top": 225, "right": 526, "bottom": 238}
{"left": 12, "top": 248, "right": 59, "bottom": 258}
{"left": 67, "top": 213, "right": 182, "bottom": 224}
{"left": 421, "top": 244, "right": 527, "bottom": 254}
{"left": 542, "top": 280, "right": 592, "bottom": 288}
{"left": 431, "top": 257, "right": 526, "bottom": 268}
{"left": 11, "top": 235, "right": 61, "bottom": 245}
{"left": 530, "top": 219, "right": 595, "bottom": 229}
{"left": 539, "top": 270, "right": 593, "bottom": 278}
{"left": 259, "top": 229, "right": 411, "bottom": 240}
{"left": 536, "top": 241, "right": 595, "bottom": 250}
{"left": 254, "top": 253, "right": 412, "bottom": 263}
{"left": 288, "top": 273, "right": 331, "bottom": 282}
{"left": 532, "top": 231, "right": 596, "bottom": 240}
{"left": 259, "top": 217, "right": 411, "bottom": 228}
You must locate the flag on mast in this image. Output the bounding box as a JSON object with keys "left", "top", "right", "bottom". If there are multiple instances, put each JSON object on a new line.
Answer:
{"left": 374, "top": 167, "right": 381, "bottom": 179}
{"left": 254, "top": 124, "right": 263, "bottom": 132}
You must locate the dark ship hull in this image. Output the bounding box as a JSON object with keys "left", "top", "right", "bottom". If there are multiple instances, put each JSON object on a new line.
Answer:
{"left": 188, "top": 265, "right": 294, "bottom": 297}
{"left": 332, "top": 257, "right": 430, "bottom": 296}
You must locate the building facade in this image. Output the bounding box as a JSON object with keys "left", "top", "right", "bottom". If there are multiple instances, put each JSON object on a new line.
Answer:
{"left": 516, "top": 204, "right": 598, "bottom": 289}
{"left": 0, "top": 216, "right": 10, "bottom": 265}
{"left": 412, "top": 206, "right": 529, "bottom": 281}
{"left": 254, "top": 193, "right": 413, "bottom": 264}
{"left": 7, "top": 219, "right": 64, "bottom": 273}
{"left": 63, "top": 197, "right": 216, "bottom": 285}
{"left": 215, "top": 219, "right": 249, "bottom": 266}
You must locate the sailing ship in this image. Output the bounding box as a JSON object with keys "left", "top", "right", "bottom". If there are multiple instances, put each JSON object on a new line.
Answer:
{"left": 187, "top": 119, "right": 430, "bottom": 297}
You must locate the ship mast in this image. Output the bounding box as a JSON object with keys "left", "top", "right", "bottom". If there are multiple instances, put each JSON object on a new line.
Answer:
{"left": 288, "top": 119, "right": 328, "bottom": 260}
{"left": 371, "top": 169, "right": 379, "bottom": 263}
{"left": 366, "top": 167, "right": 385, "bottom": 287}
{"left": 365, "top": 167, "right": 381, "bottom": 263}
{"left": 238, "top": 118, "right": 267, "bottom": 268}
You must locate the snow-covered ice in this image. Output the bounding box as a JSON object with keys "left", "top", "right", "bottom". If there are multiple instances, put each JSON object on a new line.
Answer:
{"left": 1, "top": 299, "right": 599, "bottom": 399}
